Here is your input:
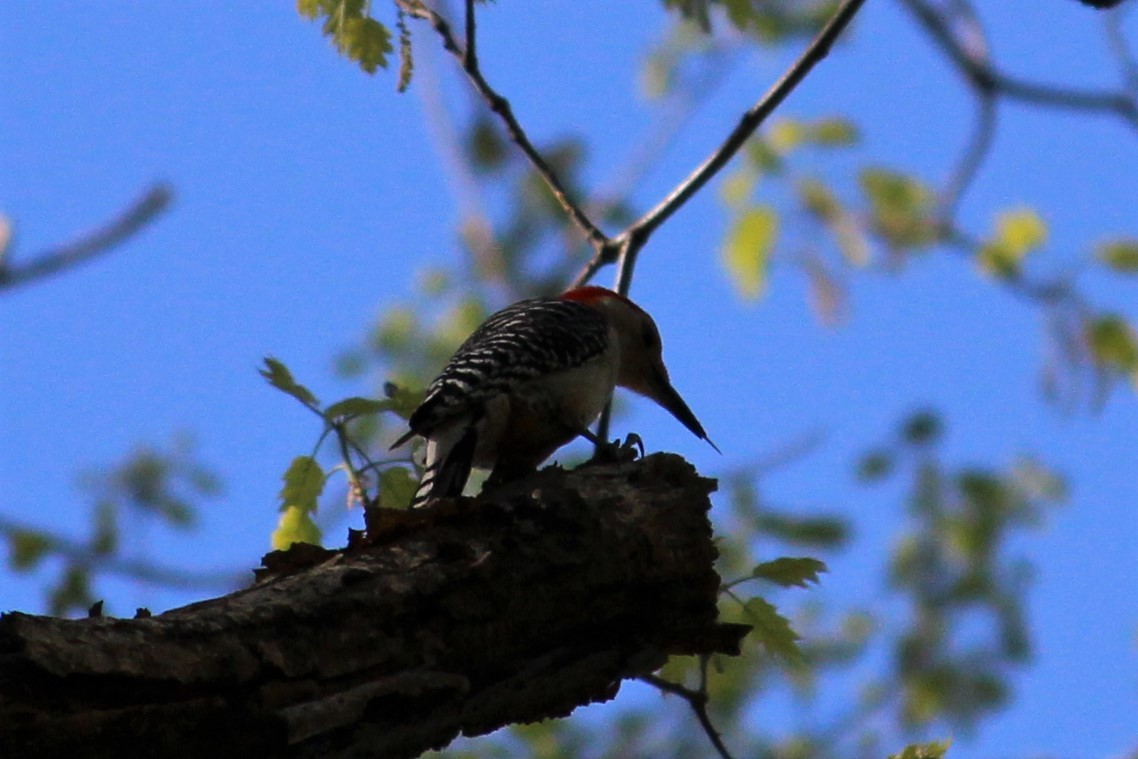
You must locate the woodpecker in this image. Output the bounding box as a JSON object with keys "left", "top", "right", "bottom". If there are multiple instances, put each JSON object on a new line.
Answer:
{"left": 391, "top": 286, "right": 717, "bottom": 506}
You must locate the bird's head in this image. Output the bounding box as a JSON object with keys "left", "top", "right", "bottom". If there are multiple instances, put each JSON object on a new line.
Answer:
{"left": 562, "top": 286, "right": 719, "bottom": 453}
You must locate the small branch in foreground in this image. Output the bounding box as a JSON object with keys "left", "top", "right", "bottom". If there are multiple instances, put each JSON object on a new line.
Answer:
{"left": 640, "top": 656, "right": 737, "bottom": 759}
{"left": 400, "top": 0, "right": 612, "bottom": 255}
{"left": 0, "top": 183, "right": 172, "bottom": 292}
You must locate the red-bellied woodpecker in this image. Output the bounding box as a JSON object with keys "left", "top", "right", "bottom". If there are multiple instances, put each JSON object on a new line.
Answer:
{"left": 391, "top": 286, "right": 717, "bottom": 506}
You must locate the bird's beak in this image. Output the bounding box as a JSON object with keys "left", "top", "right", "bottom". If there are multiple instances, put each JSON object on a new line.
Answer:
{"left": 648, "top": 368, "right": 721, "bottom": 454}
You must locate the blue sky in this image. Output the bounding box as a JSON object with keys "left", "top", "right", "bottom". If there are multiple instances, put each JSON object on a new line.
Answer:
{"left": 3, "top": 2, "right": 1136, "bottom": 757}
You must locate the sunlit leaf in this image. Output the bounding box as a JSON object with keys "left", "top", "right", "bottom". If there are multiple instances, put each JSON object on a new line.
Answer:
{"left": 1096, "top": 238, "right": 1138, "bottom": 273}
{"left": 720, "top": 168, "right": 756, "bottom": 210}
{"left": 859, "top": 168, "right": 935, "bottom": 248}
{"left": 272, "top": 504, "right": 323, "bottom": 549}
{"left": 278, "top": 455, "right": 326, "bottom": 515}
{"left": 260, "top": 356, "right": 320, "bottom": 409}
{"left": 722, "top": 205, "right": 779, "bottom": 299}
{"left": 751, "top": 557, "right": 827, "bottom": 588}
{"left": 997, "top": 207, "right": 1048, "bottom": 253}
{"left": 744, "top": 597, "right": 803, "bottom": 661}
{"left": 340, "top": 17, "right": 392, "bottom": 74}
{"left": 979, "top": 207, "right": 1048, "bottom": 277}
{"left": 1087, "top": 314, "right": 1138, "bottom": 372}
{"left": 810, "top": 117, "right": 860, "bottom": 146}
{"left": 768, "top": 119, "right": 806, "bottom": 154}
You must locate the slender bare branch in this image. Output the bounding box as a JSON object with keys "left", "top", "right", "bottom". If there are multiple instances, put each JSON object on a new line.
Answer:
{"left": 0, "top": 183, "right": 173, "bottom": 292}
{"left": 1104, "top": 9, "right": 1138, "bottom": 97}
{"left": 412, "top": 5, "right": 513, "bottom": 288}
{"left": 599, "top": 0, "right": 868, "bottom": 298}
{"left": 938, "top": 93, "right": 998, "bottom": 223}
{"left": 899, "top": 0, "right": 1138, "bottom": 128}
{"left": 399, "top": 0, "right": 612, "bottom": 255}
{"left": 640, "top": 660, "right": 737, "bottom": 759}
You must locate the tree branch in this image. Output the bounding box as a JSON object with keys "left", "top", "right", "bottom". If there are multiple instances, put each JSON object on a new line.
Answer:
{"left": 588, "top": 0, "right": 869, "bottom": 297}
{"left": 899, "top": 0, "right": 1138, "bottom": 128}
{"left": 0, "top": 183, "right": 172, "bottom": 292}
{"left": 400, "top": 0, "right": 612, "bottom": 256}
{"left": 640, "top": 656, "right": 736, "bottom": 759}
{"left": 0, "top": 453, "right": 748, "bottom": 759}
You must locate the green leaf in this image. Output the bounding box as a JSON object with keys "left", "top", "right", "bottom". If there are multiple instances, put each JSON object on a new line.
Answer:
{"left": 751, "top": 557, "right": 827, "bottom": 588}
{"left": 340, "top": 16, "right": 392, "bottom": 74}
{"left": 272, "top": 504, "right": 323, "bottom": 549}
{"left": 380, "top": 467, "right": 418, "bottom": 509}
{"left": 798, "top": 178, "right": 870, "bottom": 266}
{"left": 888, "top": 739, "right": 952, "bottom": 759}
{"left": 979, "top": 207, "right": 1047, "bottom": 277}
{"left": 8, "top": 531, "right": 51, "bottom": 570}
{"left": 757, "top": 511, "right": 849, "bottom": 548}
{"left": 260, "top": 357, "right": 320, "bottom": 409}
{"left": 859, "top": 168, "right": 935, "bottom": 248}
{"left": 719, "top": 168, "right": 756, "bottom": 210}
{"left": 383, "top": 382, "right": 424, "bottom": 420}
{"left": 296, "top": 0, "right": 320, "bottom": 19}
{"left": 279, "top": 455, "right": 326, "bottom": 515}
{"left": 809, "top": 117, "right": 859, "bottom": 146}
{"left": 767, "top": 119, "right": 806, "bottom": 154}
{"left": 744, "top": 597, "right": 802, "bottom": 661}
{"left": 902, "top": 410, "right": 942, "bottom": 445}
{"left": 1087, "top": 314, "right": 1138, "bottom": 372}
{"left": 857, "top": 450, "right": 894, "bottom": 482}
{"left": 323, "top": 396, "right": 388, "bottom": 422}
{"left": 1096, "top": 239, "right": 1138, "bottom": 273}
{"left": 997, "top": 207, "right": 1048, "bottom": 252}
{"left": 722, "top": 205, "right": 779, "bottom": 300}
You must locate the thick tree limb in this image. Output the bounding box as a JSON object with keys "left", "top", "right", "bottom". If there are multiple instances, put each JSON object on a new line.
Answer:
{"left": 0, "top": 454, "right": 746, "bottom": 759}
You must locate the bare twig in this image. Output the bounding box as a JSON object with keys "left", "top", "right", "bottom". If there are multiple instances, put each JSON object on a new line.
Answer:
{"left": 938, "top": 93, "right": 998, "bottom": 223}
{"left": 399, "top": 0, "right": 612, "bottom": 256}
{"left": 411, "top": 7, "right": 512, "bottom": 288}
{"left": 1104, "top": 9, "right": 1138, "bottom": 97}
{"left": 640, "top": 656, "right": 737, "bottom": 759}
{"left": 0, "top": 183, "right": 172, "bottom": 292}
{"left": 599, "top": 0, "right": 869, "bottom": 298}
{"left": 899, "top": 0, "right": 1138, "bottom": 128}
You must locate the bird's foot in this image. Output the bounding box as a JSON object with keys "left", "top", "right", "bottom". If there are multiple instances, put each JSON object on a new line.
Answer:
{"left": 588, "top": 432, "right": 644, "bottom": 465}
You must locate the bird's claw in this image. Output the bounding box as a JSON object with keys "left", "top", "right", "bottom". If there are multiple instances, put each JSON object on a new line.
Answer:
{"left": 589, "top": 433, "right": 644, "bottom": 465}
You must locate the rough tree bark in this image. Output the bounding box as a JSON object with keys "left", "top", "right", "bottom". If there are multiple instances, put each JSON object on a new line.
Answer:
{"left": 0, "top": 453, "right": 747, "bottom": 759}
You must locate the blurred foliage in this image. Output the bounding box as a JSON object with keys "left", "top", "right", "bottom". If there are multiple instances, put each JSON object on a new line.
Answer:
{"left": 2, "top": 437, "right": 225, "bottom": 616}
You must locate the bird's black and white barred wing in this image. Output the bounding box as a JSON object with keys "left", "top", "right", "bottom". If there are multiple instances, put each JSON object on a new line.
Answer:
{"left": 403, "top": 296, "right": 610, "bottom": 437}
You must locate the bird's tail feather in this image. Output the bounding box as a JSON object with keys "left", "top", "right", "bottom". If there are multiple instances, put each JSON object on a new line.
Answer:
{"left": 410, "top": 424, "right": 478, "bottom": 507}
